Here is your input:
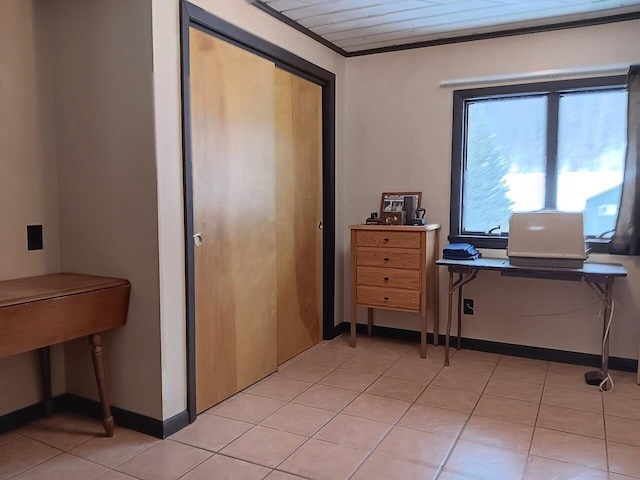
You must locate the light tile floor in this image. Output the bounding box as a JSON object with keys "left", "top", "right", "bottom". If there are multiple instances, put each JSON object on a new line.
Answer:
{"left": 2, "top": 334, "right": 640, "bottom": 479}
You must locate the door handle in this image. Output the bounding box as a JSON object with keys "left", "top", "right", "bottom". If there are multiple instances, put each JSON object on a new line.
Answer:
{"left": 193, "top": 233, "right": 203, "bottom": 247}
{"left": 318, "top": 221, "right": 323, "bottom": 230}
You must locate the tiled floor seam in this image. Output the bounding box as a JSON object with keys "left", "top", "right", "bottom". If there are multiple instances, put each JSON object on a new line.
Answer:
{"left": 522, "top": 359, "right": 550, "bottom": 480}
{"left": 344, "top": 344, "right": 449, "bottom": 479}
{"left": 433, "top": 355, "right": 501, "bottom": 479}
{"left": 430, "top": 358, "right": 484, "bottom": 480}
{"left": 602, "top": 389, "right": 613, "bottom": 475}
{"left": 140, "top": 444, "right": 211, "bottom": 480}
{"left": 337, "top": 353, "right": 423, "bottom": 478}
{"left": 5, "top": 450, "right": 66, "bottom": 480}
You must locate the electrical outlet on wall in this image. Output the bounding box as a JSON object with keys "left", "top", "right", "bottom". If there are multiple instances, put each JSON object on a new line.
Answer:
{"left": 27, "top": 225, "right": 43, "bottom": 250}
{"left": 463, "top": 298, "right": 474, "bottom": 315}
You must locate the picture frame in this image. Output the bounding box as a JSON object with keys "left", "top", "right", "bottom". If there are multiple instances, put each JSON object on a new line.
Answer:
{"left": 380, "top": 192, "right": 422, "bottom": 218}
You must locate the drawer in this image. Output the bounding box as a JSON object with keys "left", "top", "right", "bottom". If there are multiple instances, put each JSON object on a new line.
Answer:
{"left": 357, "top": 266, "right": 420, "bottom": 290}
{"left": 356, "top": 286, "right": 420, "bottom": 311}
{"left": 356, "top": 230, "right": 421, "bottom": 249}
{"left": 356, "top": 247, "right": 421, "bottom": 269}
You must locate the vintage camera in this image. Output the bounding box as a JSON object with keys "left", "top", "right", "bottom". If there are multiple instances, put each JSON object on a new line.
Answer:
{"left": 365, "top": 212, "right": 380, "bottom": 224}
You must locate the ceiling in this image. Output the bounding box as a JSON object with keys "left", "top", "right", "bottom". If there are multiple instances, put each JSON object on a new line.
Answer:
{"left": 255, "top": 0, "right": 640, "bottom": 55}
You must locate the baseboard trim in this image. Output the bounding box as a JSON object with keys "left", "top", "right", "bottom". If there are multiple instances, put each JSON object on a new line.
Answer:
{"left": 0, "top": 395, "right": 67, "bottom": 435}
{"left": 341, "top": 321, "right": 638, "bottom": 373}
{"left": 0, "top": 394, "right": 189, "bottom": 439}
{"left": 162, "top": 410, "right": 190, "bottom": 438}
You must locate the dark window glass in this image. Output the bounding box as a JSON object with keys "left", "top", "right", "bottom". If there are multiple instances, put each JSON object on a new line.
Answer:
{"left": 450, "top": 76, "right": 627, "bottom": 251}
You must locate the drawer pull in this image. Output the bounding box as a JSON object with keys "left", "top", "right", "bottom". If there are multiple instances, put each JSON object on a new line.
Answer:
{"left": 383, "top": 237, "right": 390, "bottom": 242}
{"left": 383, "top": 296, "right": 389, "bottom": 301}
{"left": 383, "top": 277, "right": 389, "bottom": 281}
{"left": 383, "top": 257, "right": 390, "bottom": 262}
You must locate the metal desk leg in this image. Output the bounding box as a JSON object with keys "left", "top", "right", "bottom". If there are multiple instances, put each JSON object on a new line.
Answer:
{"left": 445, "top": 272, "right": 454, "bottom": 366}
{"left": 585, "top": 279, "right": 614, "bottom": 390}
{"left": 602, "top": 283, "right": 613, "bottom": 380}
{"left": 457, "top": 281, "right": 463, "bottom": 351}
{"left": 445, "top": 269, "right": 479, "bottom": 367}
{"left": 602, "top": 283, "right": 613, "bottom": 378}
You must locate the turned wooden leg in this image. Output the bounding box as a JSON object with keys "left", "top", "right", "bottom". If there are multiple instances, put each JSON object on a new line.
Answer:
{"left": 350, "top": 303, "right": 357, "bottom": 348}
{"left": 39, "top": 346, "right": 53, "bottom": 417}
{"left": 89, "top": 333, "right": 114, "bottom": 436}
{"left": 420, "top": 309, "right": 427, "bottom": 359}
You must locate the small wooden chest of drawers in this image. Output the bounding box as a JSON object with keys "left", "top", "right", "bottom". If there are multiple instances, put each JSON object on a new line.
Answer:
{"left": 350, "top": 225, "right": 440, "bottom": 358}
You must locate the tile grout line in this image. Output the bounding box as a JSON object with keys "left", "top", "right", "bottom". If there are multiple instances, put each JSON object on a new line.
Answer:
{"left": 244, "top": 336, "right": 374, "bottom": 478}
{"left": 192, "top": 337, "right": 371, "bottom": 478}
{"left": 433, "top": 353, "right": 502, "bottom": 480}
{"left": 344, "top": 340, "right": 446, "bottom": 480}
{"left": 522, "top": 357, "right": 551, "bottom": 480}
{"left": 602, "top": 388, "right": 611, "bottom": 476}
{"left": 5, "top": 450, "right": 66, "bottom": 480}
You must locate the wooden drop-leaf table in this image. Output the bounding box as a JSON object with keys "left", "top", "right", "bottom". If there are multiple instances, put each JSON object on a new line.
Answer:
{"left": 0, "top": 273, "right": 131, "bottom": 436}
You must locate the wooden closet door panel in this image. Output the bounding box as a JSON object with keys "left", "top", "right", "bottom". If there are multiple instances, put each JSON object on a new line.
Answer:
{"left": 189, "top": 28, "right": 277, "bottom": 412}
{"left": 275, "top": 68, "right": 322, "bottom": 364}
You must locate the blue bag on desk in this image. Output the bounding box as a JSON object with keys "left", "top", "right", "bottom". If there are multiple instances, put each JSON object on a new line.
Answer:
{"left": 443, "top": 243, "right": 481, "bottom": 260}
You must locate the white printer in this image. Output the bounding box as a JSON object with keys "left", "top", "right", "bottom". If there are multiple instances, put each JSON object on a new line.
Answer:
{"left": 507, "top": 211, "right": 588, "bottom": 268}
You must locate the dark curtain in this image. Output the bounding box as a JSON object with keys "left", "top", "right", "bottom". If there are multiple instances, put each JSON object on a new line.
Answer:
{"left": 610, "top": 65, "right": 640, "bottom": 255}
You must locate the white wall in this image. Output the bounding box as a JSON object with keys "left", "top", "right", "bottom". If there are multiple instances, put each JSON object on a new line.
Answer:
{"left": 0, "top": 0, "right": 65, "bottom": 415}
{"left": 344, "top": 20, "right": 640, "bottom": 359}
{"left": 151, "top": 0, "right": 348, "bottom": 419}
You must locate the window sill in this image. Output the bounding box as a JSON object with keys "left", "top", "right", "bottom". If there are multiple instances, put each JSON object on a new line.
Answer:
{"left": 447, "top": 235, "right": 611, "bottom": 254}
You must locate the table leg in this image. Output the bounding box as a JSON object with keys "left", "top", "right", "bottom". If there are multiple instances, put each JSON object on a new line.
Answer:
{"left": 601, "top": 283, "right": 613, "bottom": 381}
{"left": 367, "top": 308, "right": 373, "bottom": 336}
{"left": 433, "top": 232, "right": 440, "bottom": 346}
{"left": 585, "top": 280, "right": 615, "bottom": 390}
{"left": 444, "top": 269, "right": 478, "bottom": 366}
{"left": 39, "top": 346, "right": 53, "bottom": 417}
{"left": 89, "top": 333, "right": 114, "bottom": 436}
{"left": 457, "top": 276, "right": 463, "bottom": 351}
{"left": 420, "top": 307, "right": 427, "bottom": 359}
{"left": 350, "top": 303, "right": 356, "bottom": 347}
{"left": 445, "top": 272, "right": 454, "bottom": 366}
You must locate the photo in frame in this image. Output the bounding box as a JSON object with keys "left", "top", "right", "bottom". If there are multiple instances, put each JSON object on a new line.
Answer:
{"left": 380, "top": 192, "right": 422, "bottom": 224}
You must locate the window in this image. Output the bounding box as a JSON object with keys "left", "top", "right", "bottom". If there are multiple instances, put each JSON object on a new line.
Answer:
{"left": 450, "top": 76, "right": 628, "bottom": 252}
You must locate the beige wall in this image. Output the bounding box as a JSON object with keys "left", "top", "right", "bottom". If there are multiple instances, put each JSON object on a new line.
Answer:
{"left": 344, "top": 20, "right": 640, "bottom": 359}
{"left": 3, "top": 0, "right": 637, "bottom": 424}
{"left": 1, "top": 0, "right": 346, "bottom": 423}
{"left": 151, "top": 0, "right": 348, "bottom": 419}
{"left": 0, "top": 0, "right": 162, "bottom": 419}
{"left": 0, "top": 0, "right": 65, "bottom": 415}
{"left": 48, "top": 0, "right": 162, "bottom": 419}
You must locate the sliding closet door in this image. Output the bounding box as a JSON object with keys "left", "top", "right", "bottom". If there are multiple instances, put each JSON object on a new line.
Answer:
{"left": 189, "top": 27, "right": 277, "bottom": 413}
{"left": 275, "top": 68, "right": 322, "bottom": 364}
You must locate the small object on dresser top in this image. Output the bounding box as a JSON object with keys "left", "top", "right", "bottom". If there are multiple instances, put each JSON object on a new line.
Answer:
{"left": 409, "top": 207, "right": 427, "bottom": 225}
{"left": 381, "top": 211, "right": 405, "bottom": 225}
{"left": 365, "top": 212, "right": 380, "bottom": 224}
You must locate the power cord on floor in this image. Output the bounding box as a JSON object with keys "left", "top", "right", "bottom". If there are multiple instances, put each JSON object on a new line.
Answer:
{"left": 598, "top": 298, "right": 616, "bottom": 392}
{"left": 600, "top": 372, "right": 614, "bottom": 392}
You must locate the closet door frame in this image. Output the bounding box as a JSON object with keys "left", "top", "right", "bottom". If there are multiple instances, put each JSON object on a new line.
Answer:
{"left": 180, "top": 1, "right": 337, "bottom": 423}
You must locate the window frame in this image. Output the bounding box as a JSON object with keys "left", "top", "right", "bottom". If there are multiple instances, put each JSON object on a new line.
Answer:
{"left": 449, "top": 75, "right": 627, "bottom": 253}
